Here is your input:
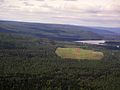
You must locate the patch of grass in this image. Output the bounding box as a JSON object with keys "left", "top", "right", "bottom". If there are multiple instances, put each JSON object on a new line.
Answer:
{"left": 56, "top": 48, "right": 104, "bottom": 60}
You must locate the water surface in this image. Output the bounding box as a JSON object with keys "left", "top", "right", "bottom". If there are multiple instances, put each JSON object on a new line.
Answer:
{"left": 75, "top": 40, "right": 106, "bottom": 45}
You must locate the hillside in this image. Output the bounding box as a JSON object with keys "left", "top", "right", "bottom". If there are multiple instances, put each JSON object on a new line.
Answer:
{"left": 0, "top": 27, "right": 120, "bottom": 90}
{"left": 95, "top": 27, "right": 120, "bottom": 34}
{"left": 0, "top": 20, "right": 120, "bottom": 41}
{"left": 0, "top": 20, "right": 120, "bottom": 90}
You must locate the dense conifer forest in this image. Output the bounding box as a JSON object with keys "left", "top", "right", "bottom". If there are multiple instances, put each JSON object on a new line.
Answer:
{"left": 0, "top": 33, "right": 120, "bottom": 90}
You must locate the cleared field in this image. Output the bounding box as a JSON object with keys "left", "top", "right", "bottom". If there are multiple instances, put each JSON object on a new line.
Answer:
{"left": 55, "top": 48, "right": 104, "bottom": 60}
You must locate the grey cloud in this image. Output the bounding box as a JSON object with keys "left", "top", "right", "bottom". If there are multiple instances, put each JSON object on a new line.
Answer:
{"left": 19, "top": 0, "right": 34, "bottom": 6}
{"left": 40, "top": 4, "right": 54, "bottom": 9}
{"left": 36, "top": 0, "right": 45, "bottom": 1}
{"left": 0, "top": 0, "right": 4, "bottom": 5}
{"left": 80, "top": 18, "right": 120, "bottom": 23}
{"left": 7, "top": 5, "right": 20, "bottom": 9}
{"left": 64, "top": 0, "right": 78, "bottom": 1}
{"left": 0, "top": 0, "right": 4, "bottom": 2}
{"left": 0, "top": 0, "right": 119, "bottom": 27}
{"left": 85, "top": 9, "right": 102, "bottom": 14}
{"left": 52, "top": 15, "right": 120, "bottom": 27}
{"left": 23, "top": 2, "right": 34, "bottom": 6}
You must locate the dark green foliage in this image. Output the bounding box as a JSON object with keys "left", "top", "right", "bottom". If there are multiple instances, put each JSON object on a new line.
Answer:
{"left": 0, "top": 33, "right": 120, "bottom": 90}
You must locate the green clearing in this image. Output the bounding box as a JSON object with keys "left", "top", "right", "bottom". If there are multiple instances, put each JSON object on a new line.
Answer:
{"left": 56, "top": 48, "right": 104, "bottom": 60}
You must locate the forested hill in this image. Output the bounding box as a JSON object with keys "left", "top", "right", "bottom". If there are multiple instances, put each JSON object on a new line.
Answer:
{"left": 0, "top": 20, "right": 120, "bottom": 41}
{"left": 95, "top": 27, "right": 120, "bottom": 34}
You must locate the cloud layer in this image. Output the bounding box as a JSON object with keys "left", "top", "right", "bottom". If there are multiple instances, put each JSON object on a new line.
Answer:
{"left": 0, "top": 0, "right": 120, "bottom": 27}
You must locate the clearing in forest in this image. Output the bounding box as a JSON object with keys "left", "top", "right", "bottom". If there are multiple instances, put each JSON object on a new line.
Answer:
{"left": 55, "top": 48, "right": 104, "bottom": 60}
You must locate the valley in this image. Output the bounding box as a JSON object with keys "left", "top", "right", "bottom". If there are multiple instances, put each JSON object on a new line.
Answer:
{"left": 0, "top": 21, "right": 120, "bottom": 90}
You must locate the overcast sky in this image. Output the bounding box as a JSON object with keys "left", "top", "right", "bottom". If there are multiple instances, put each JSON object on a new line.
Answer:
{"left": 0, "top": 0, "right": 120, "bottom": 27}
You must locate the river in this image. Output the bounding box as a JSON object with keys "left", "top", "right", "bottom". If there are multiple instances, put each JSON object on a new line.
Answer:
{"left": 75, "top": 40, "right": 106, "bottom": 45}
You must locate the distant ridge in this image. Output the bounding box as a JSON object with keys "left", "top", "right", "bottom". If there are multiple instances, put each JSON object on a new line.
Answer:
{"left": 94, "top": 27, "right": 120, "bottom": 34}
{"left": 0, "top": 20, "right": 120, "bottom": 41}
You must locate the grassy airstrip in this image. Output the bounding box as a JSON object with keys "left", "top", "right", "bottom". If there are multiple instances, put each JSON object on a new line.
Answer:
{"left": 56, "top": 48, "right": 104, "bottom": 60}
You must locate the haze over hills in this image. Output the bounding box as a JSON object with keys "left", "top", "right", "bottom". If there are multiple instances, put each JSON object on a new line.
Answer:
{"left": 94, "top": 27, "right": 120, "bottom": 34}
{"left": 0, "top": 20, "right": 120, "bottom": 41}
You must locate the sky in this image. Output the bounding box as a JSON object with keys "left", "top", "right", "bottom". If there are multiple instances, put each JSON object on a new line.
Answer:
{"left": 0, "top": 0, "right": 120, "bottom": 27}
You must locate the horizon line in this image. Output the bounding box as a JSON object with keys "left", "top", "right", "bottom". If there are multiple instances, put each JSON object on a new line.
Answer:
{"left": 0, "top": 19, "right": 120, "bottom": 28}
